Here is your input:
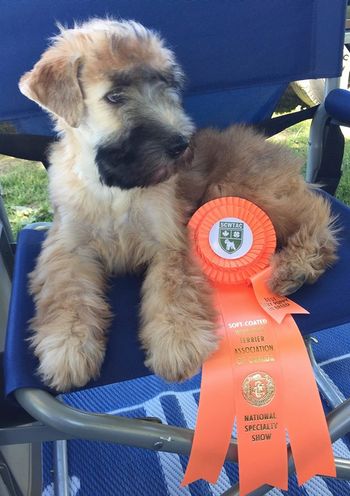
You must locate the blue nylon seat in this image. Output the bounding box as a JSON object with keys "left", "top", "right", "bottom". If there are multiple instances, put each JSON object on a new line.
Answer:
{"left": 4, "top": 228, "right": 149, "bottom": 397}
{"left": 4, "top": 194, "right": 350, "bottom": 397}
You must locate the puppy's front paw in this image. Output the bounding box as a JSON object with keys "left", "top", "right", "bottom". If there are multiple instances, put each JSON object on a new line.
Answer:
{"left": 144, "top": 319, "right": 219, "bottom": 382}
{"left": 269, "top": 247, "right": 331, "bottom": 296}
{"left": 268, "top": 260, "right": 307, "bottom": 296}
{"left": 30, "top": 320, "right": 106, "bottom": 392}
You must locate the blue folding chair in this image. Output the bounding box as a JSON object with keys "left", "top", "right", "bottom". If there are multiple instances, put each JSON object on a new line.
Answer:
{"left": 1, "top": 2, "right": 350, "bottom": 495}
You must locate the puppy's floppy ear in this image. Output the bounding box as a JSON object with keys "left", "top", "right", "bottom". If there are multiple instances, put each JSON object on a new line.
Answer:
{"left": 19, "top": 51, "right": 84, "bottom": 128}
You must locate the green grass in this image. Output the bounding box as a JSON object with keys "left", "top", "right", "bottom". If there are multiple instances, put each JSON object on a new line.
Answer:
{"left": 0, "top": 155, "right": 52, "bottom": 235}
{"left": 0, "top": 121, "right": 349, "bottom": 237}
{"left": 271, "top": 120, "right": 350, "bottom": 206}
{"left": 271, "top": 120, "right": 311, "bottom": 159}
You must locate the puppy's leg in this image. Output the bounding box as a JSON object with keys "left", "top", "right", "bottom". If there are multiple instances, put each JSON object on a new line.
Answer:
{"left": 29, "top": 226, "right": 110, "bottom": 391}
{"left": 268, "top": 192, "right": 338, "bottom": 296}
{"left": 140, "top": 249, "right": 218, "bottom": 381}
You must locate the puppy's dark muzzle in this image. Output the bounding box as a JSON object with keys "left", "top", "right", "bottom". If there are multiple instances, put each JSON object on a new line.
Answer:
{"left": 96, "top": 128, "right": 192, "bottom": 189}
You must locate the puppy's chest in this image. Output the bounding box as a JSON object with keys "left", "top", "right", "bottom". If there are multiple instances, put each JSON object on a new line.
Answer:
{"left": 89, "top": 202, "right": 139, "bottom": 267}
{"left": 88, "top": 188, "right": 177, "bottom": 271}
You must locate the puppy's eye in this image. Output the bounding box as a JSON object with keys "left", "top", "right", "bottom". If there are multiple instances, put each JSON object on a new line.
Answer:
{"left": 105, "top": 91, "right": 126, "bottom": 104}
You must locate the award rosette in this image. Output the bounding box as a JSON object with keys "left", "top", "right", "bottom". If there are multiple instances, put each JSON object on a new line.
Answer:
{"left": 182, "top": 197, "right": 335, "bottom": 495}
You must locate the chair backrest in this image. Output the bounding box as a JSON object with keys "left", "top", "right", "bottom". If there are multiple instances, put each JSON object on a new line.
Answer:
{"left": 0, "top": 0, "right": 347, "bottom": 134}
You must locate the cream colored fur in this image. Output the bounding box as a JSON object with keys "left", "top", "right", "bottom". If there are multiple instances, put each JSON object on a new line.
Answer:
{"left": 20, "top": 19, "right": 217, "bottom": 391}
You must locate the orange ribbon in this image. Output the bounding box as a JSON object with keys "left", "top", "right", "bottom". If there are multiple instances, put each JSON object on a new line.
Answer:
{"left": 182, "top": 197, "right": 335, "bottom": 495}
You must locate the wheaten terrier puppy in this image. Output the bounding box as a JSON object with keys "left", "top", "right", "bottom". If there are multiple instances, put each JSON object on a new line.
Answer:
{"left": 19, "top": 19, "right": 337, "bottom": 392}
{"left": 19, "top": 19, "right": 217, "bottom": 391}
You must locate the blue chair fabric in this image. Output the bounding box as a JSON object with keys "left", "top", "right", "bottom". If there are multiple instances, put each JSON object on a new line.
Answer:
{"left": 0, "top": 0, "right": 346, "bottom": 133}
{"left": 4, "top": 194, "right": 350, "bottom": 397}
{"left": 4, "top": 228, "right": 150, "bottom": 397}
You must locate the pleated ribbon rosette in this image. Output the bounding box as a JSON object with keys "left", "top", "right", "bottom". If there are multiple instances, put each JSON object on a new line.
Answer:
{"left": 182, "top": 197, "right": 335, "bottom": 495}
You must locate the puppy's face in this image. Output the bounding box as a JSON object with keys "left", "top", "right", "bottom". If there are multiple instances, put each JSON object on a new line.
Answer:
{"left": 85, "top": 63, "right": 193, "bottom": 189}
{"left": 19, "top": 19, "right": 194, "bottom": 189}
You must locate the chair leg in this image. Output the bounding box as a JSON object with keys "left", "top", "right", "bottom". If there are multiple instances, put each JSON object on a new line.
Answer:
{"left": 221, "top": 483, "right": 240, "bottom": 496}
{"left": 305, "top": 104, "right": 329, "bottom": 183}
{"left": 305, "top": 76, "right": 341, "bottom": 183}
{"left": 305, "top": 337, "right": 345, "bottom": 408}
{"left": 0, "top": 451, "right": 23, "bottom": 496}
{"left": 334, "top": 457, "right": 350, "bottom": 480}
{"left": 53, "top": 440, "right": 70, "bottom": 496}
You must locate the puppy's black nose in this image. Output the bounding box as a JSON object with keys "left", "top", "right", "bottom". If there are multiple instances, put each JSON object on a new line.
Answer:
{"left": 166, "top": 135, "right": 189, "bottom": 159}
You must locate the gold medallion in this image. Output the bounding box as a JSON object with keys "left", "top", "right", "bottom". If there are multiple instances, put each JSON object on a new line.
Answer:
{"left": 242, "top": 371, "right": 275, "bottom": 407}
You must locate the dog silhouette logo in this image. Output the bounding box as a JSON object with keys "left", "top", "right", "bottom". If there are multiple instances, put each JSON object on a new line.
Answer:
{"left": 219, "top": 221, "right": 244, "bottom": 254}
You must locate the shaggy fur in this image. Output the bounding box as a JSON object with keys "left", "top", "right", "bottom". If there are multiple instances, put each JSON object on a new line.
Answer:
{"left": 20, "top": 19, "right": 217, "bottom": 391}
{"left": 178, "top": 126, "right": 338, "bottom": 295}
{"left": 19, "top": 19, "right": 337, "bottom": 392}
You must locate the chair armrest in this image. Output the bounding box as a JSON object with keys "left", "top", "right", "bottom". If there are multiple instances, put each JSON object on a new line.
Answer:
{"left": 15, "top": 386, "right": 350, "bottom": 454}
{"left": 15, "top": 387, "right": 350, "bottom": 496}
{"left": 15, "top": 387, "right": 238, "bottom": 461}
{"left": 325, "top": 89, "right": 350, "bottom": 125}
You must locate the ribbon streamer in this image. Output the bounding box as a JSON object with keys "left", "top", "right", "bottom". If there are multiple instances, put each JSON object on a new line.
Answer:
{"left": 182, "top": 197, "right": 335, "bottom": 495}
